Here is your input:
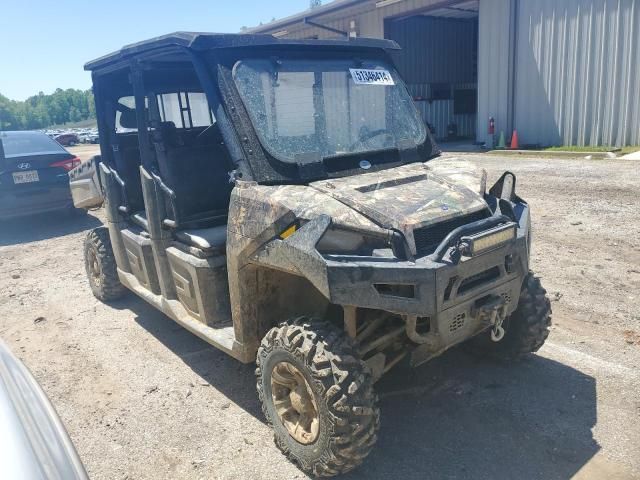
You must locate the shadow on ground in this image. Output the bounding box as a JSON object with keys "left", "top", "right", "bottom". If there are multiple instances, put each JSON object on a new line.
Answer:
{"left": 0, "top": 211, "right": 101, "bottom": 246}
{"left": 127, "top": 296, "right": 598, "bottom": 480}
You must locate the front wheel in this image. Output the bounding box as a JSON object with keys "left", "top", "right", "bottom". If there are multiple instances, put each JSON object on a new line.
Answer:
{"left": 84, "top": 227, "right": 126, "bottom": 302}
{"left": 256, "top": 318, "right": 379, "bottom": 477}
{"left": 465, "top": 272, "right": 552, "bottom": 361}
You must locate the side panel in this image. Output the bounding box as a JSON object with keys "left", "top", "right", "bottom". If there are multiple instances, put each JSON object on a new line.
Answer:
{"left": 121, "top": 228, "right": 160, "bottom": 294}
{"left": 166, "top": 247, "right": 231, "bottom": 327}
{"left": 226, "top": 183, "right": 340, "bottom": 354}
{"left": 226, "top": 183, "right": 296, "bottom": 353}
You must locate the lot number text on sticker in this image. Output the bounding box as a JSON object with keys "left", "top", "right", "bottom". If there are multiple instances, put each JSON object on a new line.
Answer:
{"left": 350, "top": 68, "right": 395, "bottom": 86}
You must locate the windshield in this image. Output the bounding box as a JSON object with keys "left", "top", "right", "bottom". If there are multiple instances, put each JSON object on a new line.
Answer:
{"left": 232, "top": 58, "right": 426, "bottom": 163}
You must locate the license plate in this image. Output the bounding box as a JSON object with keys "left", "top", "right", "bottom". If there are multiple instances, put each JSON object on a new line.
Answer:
{"left": 12, "top": 170, "right": 40, "bottom": 184}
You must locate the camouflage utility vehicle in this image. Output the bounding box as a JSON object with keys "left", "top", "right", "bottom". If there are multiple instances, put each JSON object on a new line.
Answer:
{"left": 75, "top": 32, "right": 551, "bottom": 476}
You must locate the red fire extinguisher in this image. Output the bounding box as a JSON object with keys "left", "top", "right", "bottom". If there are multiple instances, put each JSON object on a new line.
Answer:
{"left": 488, "top": 116, "right": 495, "bottom": 135}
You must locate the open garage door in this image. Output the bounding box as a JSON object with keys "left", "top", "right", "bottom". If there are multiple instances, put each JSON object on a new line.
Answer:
{"left": 384, "top": 1, "right": 479, "bottom": 147}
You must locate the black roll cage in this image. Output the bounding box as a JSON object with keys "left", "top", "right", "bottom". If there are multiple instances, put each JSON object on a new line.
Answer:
{"left": 87, "top": 33, "right": 436, "bottom": 187}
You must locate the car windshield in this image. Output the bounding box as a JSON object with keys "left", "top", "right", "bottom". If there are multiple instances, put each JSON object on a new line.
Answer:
{"left": 232, "top": 58, "right": 426, "bottom": 163}
{"left": 0, "top": 131, "right": 66, "bottom": 157}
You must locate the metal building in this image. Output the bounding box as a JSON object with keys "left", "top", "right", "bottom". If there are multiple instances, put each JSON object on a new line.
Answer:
{"left": 247, "top": 0, "right": 640, "bottom": 147}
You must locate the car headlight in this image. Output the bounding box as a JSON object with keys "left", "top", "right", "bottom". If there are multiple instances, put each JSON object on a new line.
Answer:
{"left": 316, "top": 225, "right": 410, "bottom": 260}
{"left": 317, "top": 227, "right": 371, "bottom": 254}
{"left": 276, "top": 218, "right": 411, "bottom": 260}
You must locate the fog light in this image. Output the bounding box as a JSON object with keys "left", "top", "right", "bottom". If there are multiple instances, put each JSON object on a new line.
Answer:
{"left": 461, "top": 224, "right": 516, "bottom": 256}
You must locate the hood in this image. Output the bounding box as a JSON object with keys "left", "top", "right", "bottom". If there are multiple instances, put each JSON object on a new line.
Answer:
{"left": 310, "top": 161, "right": 489, "bottom": 251}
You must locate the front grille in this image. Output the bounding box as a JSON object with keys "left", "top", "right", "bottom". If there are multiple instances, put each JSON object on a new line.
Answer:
{"left": 413, "top": 210, "right": 489, "bottom": 256}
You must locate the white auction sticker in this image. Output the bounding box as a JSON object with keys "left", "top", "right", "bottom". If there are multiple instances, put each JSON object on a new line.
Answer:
{"left": 349, "top": 68, "right": 395, "bottom": 86}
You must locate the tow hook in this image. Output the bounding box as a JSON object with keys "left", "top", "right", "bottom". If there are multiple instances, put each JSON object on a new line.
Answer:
{"left": 473, "top": 296, "right": 509, "bottom": 342}
{"left": 490, "top": 309, "right": 506, "bottom": 342}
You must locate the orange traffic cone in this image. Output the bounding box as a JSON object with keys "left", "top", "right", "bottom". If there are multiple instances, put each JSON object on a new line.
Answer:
{"left": 510, "top": 130, "right": 519, "bottom": 150}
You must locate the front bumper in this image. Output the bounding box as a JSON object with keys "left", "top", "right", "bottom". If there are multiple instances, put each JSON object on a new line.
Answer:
{"left": 327, "top": 238, "right": 525, "bottom": 311}
{"left": 253, "top": 205, "right": 530, "bottom": 364}
{"left": 326, "top": 235, "right": 526, "bottom": 364}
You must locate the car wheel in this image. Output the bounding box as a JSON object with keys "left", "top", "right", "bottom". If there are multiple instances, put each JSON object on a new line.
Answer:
{"left": 84, "top": 227, "right": 126, "bottom": 302}
{"left": 256, "top": 317, "right": 379, "bottom": 477}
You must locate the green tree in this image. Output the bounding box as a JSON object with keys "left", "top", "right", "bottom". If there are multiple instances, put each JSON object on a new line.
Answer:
{"left": 0, "top": 88, "right": 96, "bottom": 130}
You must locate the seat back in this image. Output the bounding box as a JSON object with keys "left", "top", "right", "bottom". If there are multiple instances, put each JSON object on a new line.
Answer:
{"left": 155, "top": 122, "right": 233, "bottom": 228}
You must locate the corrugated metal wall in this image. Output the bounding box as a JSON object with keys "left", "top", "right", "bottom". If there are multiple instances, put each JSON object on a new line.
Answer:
{"left": 514, "top": 0, "right": 640, "bottom": 147}
{"left": 386, "top": 16, "right": 477, "bottom": 138}
{"left": 477, "top": 0, "right": 514, "bottom": 147}
{"left": 386, "top": 16, "right": 477, "bottom": 84}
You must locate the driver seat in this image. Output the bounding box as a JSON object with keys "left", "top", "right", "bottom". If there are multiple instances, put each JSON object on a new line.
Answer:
{"left": 174, "top": 225, "right": 227, "bottom": 254}
{"left": 153, "top": 122, "right": 233, "bottom": 251}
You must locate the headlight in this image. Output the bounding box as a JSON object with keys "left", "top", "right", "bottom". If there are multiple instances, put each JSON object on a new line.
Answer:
{"left": 317, "top": 227, "right": 372, "bottom": 254}
{"left": 316, "top": 225, "right": 409, "bottom": 260}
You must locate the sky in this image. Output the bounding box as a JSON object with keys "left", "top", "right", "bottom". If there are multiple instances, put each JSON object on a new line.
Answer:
{"left": 0, "top": 0, "right": 312, "bottom": 101}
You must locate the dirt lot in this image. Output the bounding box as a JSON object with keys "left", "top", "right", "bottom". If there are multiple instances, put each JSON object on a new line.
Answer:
{"left": 0, "top": 146, "right": 639, "bottom": 480}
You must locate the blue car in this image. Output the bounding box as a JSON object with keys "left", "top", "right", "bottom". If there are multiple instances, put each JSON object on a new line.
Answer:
{"left": 0, "top": 131, "right": 81, "bottom": 220}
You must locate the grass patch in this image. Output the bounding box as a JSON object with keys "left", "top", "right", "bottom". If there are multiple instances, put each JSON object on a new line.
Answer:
{"left": 543, "top": 145, "right": 640, "bottom": 154}
{"left": 619, "top": 146, "right": 640, "bottom": 155}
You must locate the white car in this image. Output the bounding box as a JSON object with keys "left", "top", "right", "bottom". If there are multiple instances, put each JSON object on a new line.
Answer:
{"left": 0, "top": 340, "right": 88, "bottom": 479}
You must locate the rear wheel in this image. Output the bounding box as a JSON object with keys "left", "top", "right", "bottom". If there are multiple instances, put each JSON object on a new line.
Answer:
{"left": 256, "top": 317, "right": 379, "bottom": 477}
{"left": 465, "top": 272, "right": 551, "bottom": 361}
{"left": 84, "top": 227, "right": 126, "bottom": 302}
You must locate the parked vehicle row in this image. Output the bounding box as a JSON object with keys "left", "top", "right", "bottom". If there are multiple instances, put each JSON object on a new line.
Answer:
{"left": 45, "top": 128, "right": 99, "bottom": 146}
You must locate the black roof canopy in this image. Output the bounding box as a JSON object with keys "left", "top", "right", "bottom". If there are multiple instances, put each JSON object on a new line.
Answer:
{"left": 85, "top": 31, "right": 400, "bottom": 72}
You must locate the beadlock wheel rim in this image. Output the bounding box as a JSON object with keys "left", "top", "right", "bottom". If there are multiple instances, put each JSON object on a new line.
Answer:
{"left": 270, "top": 361, "right": 320, "bottom": 445}
{"left": 88, "top": 248, "right": 101, "bottom": 286}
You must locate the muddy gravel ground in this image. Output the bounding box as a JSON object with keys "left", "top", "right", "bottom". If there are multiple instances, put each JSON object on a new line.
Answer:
{"left": 0, "top": 147, "right": 639, "bottom": 480}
